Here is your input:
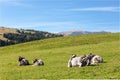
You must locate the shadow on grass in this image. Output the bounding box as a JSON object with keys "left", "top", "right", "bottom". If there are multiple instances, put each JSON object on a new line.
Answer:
{"left": 87, "top": 61, "right": 107, "bottom": 67}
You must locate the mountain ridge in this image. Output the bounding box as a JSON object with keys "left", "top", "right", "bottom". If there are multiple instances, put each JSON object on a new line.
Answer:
{"left": 58, "top": 30, "right": 111, "bottom": 36}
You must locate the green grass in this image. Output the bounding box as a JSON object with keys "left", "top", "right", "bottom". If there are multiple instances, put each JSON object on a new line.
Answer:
{"left": 0, "top": 33, "right": 120, "bottom": 80}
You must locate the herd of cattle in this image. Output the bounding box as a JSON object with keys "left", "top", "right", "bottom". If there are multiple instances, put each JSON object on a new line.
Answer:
{"left": 68, "top": 53, "right": 103, "bottom": 67}
{"left": 18, "top": 53, "right": 103, "bottom": 67}
{"left": 18, "top": 56, "right": 44, "bottom": 66}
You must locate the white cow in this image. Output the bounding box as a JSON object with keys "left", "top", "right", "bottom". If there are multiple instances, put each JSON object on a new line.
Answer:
{"left": 68, "top": 54, "right": 89, "bottom": 67}
{"left": 90, "top": 55, "right": 103, "bottom": 65}
{"left": 33, "top": 59, "right": 44, "bottom": 66}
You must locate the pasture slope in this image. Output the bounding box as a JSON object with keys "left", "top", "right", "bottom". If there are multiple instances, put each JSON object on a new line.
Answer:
{"left": 0, "top": 33, "right": 119, "bottom": 80}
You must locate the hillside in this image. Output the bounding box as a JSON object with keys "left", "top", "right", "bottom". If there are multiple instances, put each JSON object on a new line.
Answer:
{"left": 0, "top": 27, "right": 18, "bottom": 41}
{"left": 0, "top": 27, "right": 63, "bottom": 46}
{"left": 0, "top": 33, "right": 119, "bottom": 80}
{"left": 0, "top": 27, "right": 17, "bottom": 34}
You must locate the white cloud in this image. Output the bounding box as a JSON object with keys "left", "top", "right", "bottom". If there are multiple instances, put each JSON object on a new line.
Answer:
{"left": 0, "top": 0, "right": 15, "bottom": 1}
{"left": 69, "top": 7, "right": 120, "bottom": 12}
{"left": 0, "top": 0, "right": 32, "bottom": 7}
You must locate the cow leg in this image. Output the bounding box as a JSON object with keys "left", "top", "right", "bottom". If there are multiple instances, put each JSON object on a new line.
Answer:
{"left": 78, "top": 62, "right": 82, "bottom": 67}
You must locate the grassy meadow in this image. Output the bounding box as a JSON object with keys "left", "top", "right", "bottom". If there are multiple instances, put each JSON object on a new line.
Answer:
{"left": 0, "top": 33, "right": 120, "bottom": 80}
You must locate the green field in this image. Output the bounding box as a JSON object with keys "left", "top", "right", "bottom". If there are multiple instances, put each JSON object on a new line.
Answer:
{"left": 0, "top": 33, "right": 120, "bottom": 80}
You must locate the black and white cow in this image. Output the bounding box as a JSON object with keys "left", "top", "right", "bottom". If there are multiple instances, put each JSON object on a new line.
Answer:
{"left": 18, "top": 56, "right": 29, "bottom": 66}
{"left": 86, "top": 53, "right": 103, "bottom": 65}
{"left": 33, "top": 59, "right": 44, "bottom": 66}
{"left": 68, "top": 54, "right": 89, "bottom": 67}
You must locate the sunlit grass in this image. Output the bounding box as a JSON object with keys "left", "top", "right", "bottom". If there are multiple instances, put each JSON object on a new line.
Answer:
{"left": 0, "top": 33, "right": 119, "bottom": 80}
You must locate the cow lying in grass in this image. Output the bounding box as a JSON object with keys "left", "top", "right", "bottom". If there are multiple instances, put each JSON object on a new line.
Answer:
{"left": 18, "top": 56, "right": 29, "bottom": 66}
{"left": 18, "top": 56, "right": 44, "bottom": 66}
{"left": 32, "top": 59, "right": 44, "bottom": 66}
{"left": 68, "top": 54, "right": 89, "bottom": 67}
{"left": 87, "top": 53, "right": 103, "bottom": 65}
{"left": 68, "top": 53, "right": 103, "bottom": 67}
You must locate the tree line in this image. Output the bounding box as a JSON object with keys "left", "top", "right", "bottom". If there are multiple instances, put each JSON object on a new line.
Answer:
{"left": 0, "top": 29, "right": 63, "bottom": 47}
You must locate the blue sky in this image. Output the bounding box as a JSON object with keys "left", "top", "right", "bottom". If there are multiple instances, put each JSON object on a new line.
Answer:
{"left": 0, "top": 0, "right": 119, "bottom": 33}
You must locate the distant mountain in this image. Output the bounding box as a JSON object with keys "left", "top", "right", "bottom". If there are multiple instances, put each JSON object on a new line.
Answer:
{"left": 0, "top": 27, "right": 63, "bottom": 47}
{"left": 58, "top": 30, "right": 110, "bottom": 36}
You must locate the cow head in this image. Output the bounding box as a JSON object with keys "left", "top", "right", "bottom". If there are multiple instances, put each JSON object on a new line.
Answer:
{"left": 33, "top": 59, "right": 38, "bottom": 63}
{"left": 18, "top": 56, "right": 24, "bottom": 62}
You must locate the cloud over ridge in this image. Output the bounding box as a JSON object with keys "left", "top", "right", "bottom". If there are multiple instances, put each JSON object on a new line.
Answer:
{"left": 69, "top": 7, "right": 120, "bottom": 12}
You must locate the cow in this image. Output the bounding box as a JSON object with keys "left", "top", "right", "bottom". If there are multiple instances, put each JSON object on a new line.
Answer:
{"left": 33, "top": 59, "right": 44, "bottom": 66}
{"left": 90, "top": 55, "right": 103, "bottom": 65}
{"left": 18, "top": 56, "right": 29, "bottom": 66}
{"left": 86, "top": 53, "right": 103, "bottom": 65}
{"left": 68, "top": 54, "right": 89, "bottom": 67}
